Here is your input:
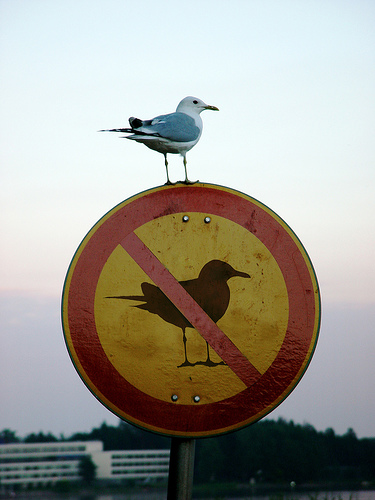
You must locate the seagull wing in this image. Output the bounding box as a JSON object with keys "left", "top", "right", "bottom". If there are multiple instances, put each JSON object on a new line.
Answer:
{"left": 140, "top": 112, "right": 201, "bottom": 142}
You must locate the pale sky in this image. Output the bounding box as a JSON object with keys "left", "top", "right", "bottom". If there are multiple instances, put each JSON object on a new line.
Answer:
{"left": 1, "top": 0, "right": 375, "bottom": 438}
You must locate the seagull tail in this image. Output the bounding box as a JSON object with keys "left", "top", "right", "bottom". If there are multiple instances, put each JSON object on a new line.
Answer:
{"left": 98, "top": 128, "right": 160, "bottom": 139}
{"left": 98, "top": 128, "right": 133, "bottom": 133}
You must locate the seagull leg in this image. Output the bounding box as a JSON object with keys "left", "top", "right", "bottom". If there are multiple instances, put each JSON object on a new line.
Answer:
{"left": 164, "top": 154, "right": 173, "bottom": 185}
{"left": 182, "top": 154, "right": 198, "bottom": 184}
{"left": 183, "top": 155, "right": 191, "bottom": 184}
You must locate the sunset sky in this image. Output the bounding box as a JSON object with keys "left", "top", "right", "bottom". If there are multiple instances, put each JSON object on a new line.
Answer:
{"left": 1, "top": 0, "right": 374, "bottom": 438}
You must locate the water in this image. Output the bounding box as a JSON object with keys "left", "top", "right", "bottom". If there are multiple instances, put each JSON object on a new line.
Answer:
{"left": 93, "top": 493, "right": 375, "bottom": 500}
{"left": 8, "top": 490, "right": 375, "bottom": 500}
{"left": 240, "top": 492, "right": 375, "bottom": 500}
{"left": 130, "top": 492, "right": 370, "bottom": 500}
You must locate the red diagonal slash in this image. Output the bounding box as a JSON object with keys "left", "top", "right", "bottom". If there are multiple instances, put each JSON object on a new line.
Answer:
{"left": 120, "top": 231, "right": 261, "bottom": 387}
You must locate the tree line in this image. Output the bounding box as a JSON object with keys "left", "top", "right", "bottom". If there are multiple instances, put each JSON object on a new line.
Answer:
{"left": 1, "top": 418, "right": 374, "bottom": 485}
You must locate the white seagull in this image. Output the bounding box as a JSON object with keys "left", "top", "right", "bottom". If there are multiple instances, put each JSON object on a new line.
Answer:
{"left": 100, "top": 96, "right": 219, "bottom": 184}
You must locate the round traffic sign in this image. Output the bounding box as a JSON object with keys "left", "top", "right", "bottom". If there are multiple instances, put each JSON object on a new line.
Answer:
{"left": 62, "top": 183, "right": 320, "bottom": 437}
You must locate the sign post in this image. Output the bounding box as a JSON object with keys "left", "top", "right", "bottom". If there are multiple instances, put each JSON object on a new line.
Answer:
{"left": 62, "top": 183, "right": 320, "bottom": 495}
{"left": 167, "top": 438, "right": 196, "bottom": 500}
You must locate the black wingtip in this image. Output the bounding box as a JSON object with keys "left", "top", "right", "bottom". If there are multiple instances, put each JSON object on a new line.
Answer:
{"left": 129, "top": 117, "right": 143, "bottom": 129}
{"left": 99, "top": 128, "right": 134, "bottom": 133}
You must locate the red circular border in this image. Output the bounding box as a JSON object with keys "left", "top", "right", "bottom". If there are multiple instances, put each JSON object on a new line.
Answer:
{"left": 63, "top": 185, "right": 320, "bottom": 436}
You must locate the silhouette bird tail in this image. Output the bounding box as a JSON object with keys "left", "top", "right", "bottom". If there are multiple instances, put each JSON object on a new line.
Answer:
{"left": 105, "top": 295, "right": 145, "bottom": 301}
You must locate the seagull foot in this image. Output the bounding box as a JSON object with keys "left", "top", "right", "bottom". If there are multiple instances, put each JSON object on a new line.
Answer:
{"left": 180, "top": 179, "right": 199, "bottom": 185}
{"left": 164, "top": 180, "right": 176, "bottom": 185}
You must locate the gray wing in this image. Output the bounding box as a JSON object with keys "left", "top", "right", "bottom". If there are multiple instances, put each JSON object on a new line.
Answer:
{"left": 145, "top": 112, "right": 200, "bottom": 142}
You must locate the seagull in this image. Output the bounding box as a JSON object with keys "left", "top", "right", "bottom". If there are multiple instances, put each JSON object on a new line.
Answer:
{"left": 106, "top": 260, "right": 250, "bottom": 367}
{"left": 100, "top": 96, "right": 219, "bottom": 184}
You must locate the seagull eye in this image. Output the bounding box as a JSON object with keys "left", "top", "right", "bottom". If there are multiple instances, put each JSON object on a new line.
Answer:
{"left": 193, "top": 100, "right": 198, "bottom": 104}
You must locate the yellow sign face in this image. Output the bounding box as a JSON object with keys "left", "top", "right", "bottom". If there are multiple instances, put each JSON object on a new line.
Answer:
{"left": 62, "top": 184, "right": 320, "bottom": 437}
{"left": 95, "top": 213, "right": 289, "bottom": 405}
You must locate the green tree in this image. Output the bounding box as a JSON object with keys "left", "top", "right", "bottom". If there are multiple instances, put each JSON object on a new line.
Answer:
{"left": 24, "top": 431, "right": 58, "bottom": 443}
{"left": 78, "top": 455, "right": 97, "bottom": 484}
{"left": 196, "top": 439, "right": 225, "bottom": 482}
{"left": 70, "top": 420, "right": 170, "bottom": 451}
{"left": 0, "top": 429, "right": 20, "bottom": 443}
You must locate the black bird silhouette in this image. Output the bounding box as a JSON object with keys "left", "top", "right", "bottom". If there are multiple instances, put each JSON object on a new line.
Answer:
{"left": 106, "top": 260, "right": 250, "bottom": 367}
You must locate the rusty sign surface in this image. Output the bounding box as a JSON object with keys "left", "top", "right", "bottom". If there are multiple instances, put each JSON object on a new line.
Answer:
{"left": 61, "top": 183, "right": 320, "bottom": 437}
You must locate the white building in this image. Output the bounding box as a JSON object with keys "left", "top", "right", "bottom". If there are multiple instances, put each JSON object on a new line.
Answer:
{"left": 92, "top": 449, "right": 170, "bottom": 481}
{"left": 0, "top": 441, "right": 170, "bottom": 488}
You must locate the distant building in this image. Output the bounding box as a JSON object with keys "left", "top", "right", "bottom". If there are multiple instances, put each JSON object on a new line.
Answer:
{"left": 0, "top": 441, "right": 170, "bottom": 488}
{"left": 93, "top": 449, "right": 170, "bottom": 482}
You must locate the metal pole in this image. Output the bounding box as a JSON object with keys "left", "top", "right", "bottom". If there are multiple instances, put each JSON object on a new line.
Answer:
{"left": 167, "top": 437, "right": 196, "bottom": 500}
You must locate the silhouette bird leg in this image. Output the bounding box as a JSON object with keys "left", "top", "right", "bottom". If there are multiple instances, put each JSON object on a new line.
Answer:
{"left": 164, "top": 153, "right": 172, "bottom": 185}
{"left": 178, "top": 328, "right": 194, "bottom": 368}
{"left": 203, "top": 341, "right": 226, "bottom": 367}
{"left": 205, "top": 342, "right": 211, "bottom": 363}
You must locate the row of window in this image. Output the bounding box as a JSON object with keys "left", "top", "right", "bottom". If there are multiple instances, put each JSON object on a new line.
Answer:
{"left": 113, "top": 459, "right": 169, "bottom": 466}
{"left": 112, "top": 463, "right": 169, "bottom": 470}
{"left": 0, "top": 446, "right": 87, "bottom": 455}
{"left": 1, "top": 472, "right": 78, "bottom": 480}
{"left": 0, "top": 455, "right": 86, "bottom": 464}
{"left": 111, "top": 467, "right": 168, "bottom": 475}
{"left": 1, "top": 464, "right": 75, "bottom": 472}
{"left": 111, "top": 452, "right": 169, "bottom": 459}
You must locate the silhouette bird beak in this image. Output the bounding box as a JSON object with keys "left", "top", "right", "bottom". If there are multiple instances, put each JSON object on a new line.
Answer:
{"left": 233, "top": 270, "right": 250, "bottom": 279}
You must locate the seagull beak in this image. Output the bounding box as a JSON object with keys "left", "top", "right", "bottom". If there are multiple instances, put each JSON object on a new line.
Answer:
{"left": 204, "top": 104, "right": 219, "bottom": 111}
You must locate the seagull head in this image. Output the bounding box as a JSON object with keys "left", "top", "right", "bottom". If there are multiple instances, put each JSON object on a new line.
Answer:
{"left": 176, "top": 96, "right": 219, "bottom": 116}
